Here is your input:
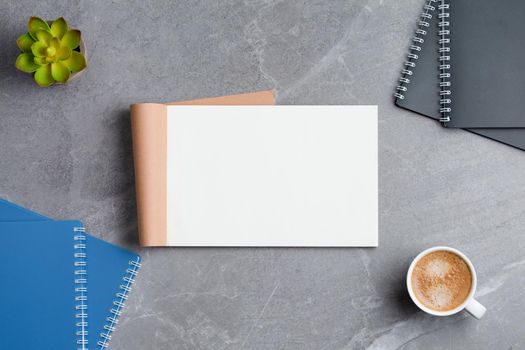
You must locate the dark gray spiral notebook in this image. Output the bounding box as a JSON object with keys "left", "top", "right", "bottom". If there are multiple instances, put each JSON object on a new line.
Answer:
{"left": 443, "top": 0, "right": 525, "bottom": 127}
{"left": 395, "top": 0, "right": 525, "bottom": 150}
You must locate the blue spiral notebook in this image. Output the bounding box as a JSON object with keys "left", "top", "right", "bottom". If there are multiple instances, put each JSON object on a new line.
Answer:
{"left": 0, "top": 199, "right": 141, "bottom": 350}
{"left": 0, "top": 220, "right": 87, "bottom": 349}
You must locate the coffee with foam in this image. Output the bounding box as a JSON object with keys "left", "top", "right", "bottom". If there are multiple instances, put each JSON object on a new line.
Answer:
{"left": 411, "top": 250, "right": 472, "bottom": 311}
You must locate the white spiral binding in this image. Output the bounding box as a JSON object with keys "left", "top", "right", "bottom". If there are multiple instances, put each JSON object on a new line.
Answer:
{"left": 394, "top": 0, "right": 438, "bottom": 100}
{"left": 74, "top": 227, "right": 88, "bottom": 350}
{"left": 97, "top": 256, "right": 142, "bottom": 349}
{"left": 438, "top": 0, "right": 451, "bottom": 123}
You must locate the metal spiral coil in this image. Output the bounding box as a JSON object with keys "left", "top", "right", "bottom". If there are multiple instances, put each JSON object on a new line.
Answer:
{"left": 438, "top": 0, "right": 451, "bottom": 123}
{"left": 394, "top": 0, "right": 438, "bottom": 100}
{"left": 74, "top": 227, "right": 88, "bottom": 350}
{"left": 97, "top": 257, "right": 142, "bottom": 349}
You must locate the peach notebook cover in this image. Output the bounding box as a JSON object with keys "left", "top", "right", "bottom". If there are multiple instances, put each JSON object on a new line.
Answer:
{"left": 131, "top": 91, "right": 378, "bottom": 247}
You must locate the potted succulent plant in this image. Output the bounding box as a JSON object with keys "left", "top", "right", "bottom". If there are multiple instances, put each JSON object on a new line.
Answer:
{"left": 15, "top": 17, "right": 87, "bottom": 87}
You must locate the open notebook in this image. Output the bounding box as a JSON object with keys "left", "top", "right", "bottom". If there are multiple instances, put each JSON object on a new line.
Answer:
{"left": 0, "top": 199, "right": 141, "bottom": 350}
{"left": 131, "top": 105, "right": 378, "bottom": 247}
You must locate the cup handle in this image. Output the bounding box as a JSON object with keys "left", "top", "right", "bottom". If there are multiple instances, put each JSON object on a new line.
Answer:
{"left": 465, "top": 298, "right": 486, "bottom": 319}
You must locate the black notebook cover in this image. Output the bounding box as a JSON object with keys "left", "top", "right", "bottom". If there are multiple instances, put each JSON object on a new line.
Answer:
{"left": 445, "top": 0, "right": 525, "bottom": 128}
{"left": 395, "top": 0, "right": 525, "bottom": 150}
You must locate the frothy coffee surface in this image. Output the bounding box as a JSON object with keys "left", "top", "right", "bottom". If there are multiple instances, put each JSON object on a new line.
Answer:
{"left": 411, "top": 250, "right": 472, "bottom": 311}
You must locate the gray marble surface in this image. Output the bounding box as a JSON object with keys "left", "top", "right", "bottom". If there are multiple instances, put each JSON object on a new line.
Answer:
{"left": 1, "top": 0, "right": 524, "bottom": 349}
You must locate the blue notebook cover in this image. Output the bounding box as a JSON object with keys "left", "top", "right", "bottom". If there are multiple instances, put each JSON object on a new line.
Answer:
{"left": 0, "top": 199, "right": 141, "bottom": 350}
{"left": 0, "top": 220, "right": 87, "bottom": 349}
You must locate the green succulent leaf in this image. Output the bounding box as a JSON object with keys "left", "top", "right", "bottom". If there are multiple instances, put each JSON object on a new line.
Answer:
{"left": 34, "top": 56, "right": 47, "bottom": 65}
{"left": 28, "top": 17, "right": 51, "bottom": 39}
{"left": 16, "top": 33, "right": 35, "bottom": 53}
{"left": 50, "top": 37, "right": 61, "bottom": 50}
{"left": 15, "top": 53, "right": 39, "bottom": 73}
{"left": 56, "top": 46, "right": 71, "bottom": 60}
{"left": 61, "top": 29, "right": 81, "bottom": 49}
{"left": 50, "top": 17, "right": 68, "bottom": 39}
{"left": 34, "top": 64, "right": 54, "bottom": 87}
{"left": 35, "top": 30, "right": 53, "bottom": 46}
{"left": 51, "top": 62, "right": 70, "bottom": 83}
{"left": 62, "top": 51, "right": 86, "bottom": 73}
{"left": 31, "top": 41, "right": 48, "bottom": 57}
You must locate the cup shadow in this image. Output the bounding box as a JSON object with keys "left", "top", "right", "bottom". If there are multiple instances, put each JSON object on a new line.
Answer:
{"left": 389, "top": 264, "right": 421, "bottom": 318}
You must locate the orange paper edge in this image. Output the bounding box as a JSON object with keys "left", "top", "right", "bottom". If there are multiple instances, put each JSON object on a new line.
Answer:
{"left": 131, "top": 90, "right": 275, "bottom": 246}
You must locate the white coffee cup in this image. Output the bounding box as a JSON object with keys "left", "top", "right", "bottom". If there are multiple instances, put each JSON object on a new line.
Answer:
{"left": 406, "top": 246, "right": 486, "bottom": 319}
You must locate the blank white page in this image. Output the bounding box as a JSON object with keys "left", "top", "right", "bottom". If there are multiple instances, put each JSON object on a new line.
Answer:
{"left": 166, "top": 106, "right": 377, "bottom": 246}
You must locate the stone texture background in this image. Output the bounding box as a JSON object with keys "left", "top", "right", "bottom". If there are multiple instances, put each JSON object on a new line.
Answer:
{"left": 1, "top": 0, "right": 524, "bottom": 349}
